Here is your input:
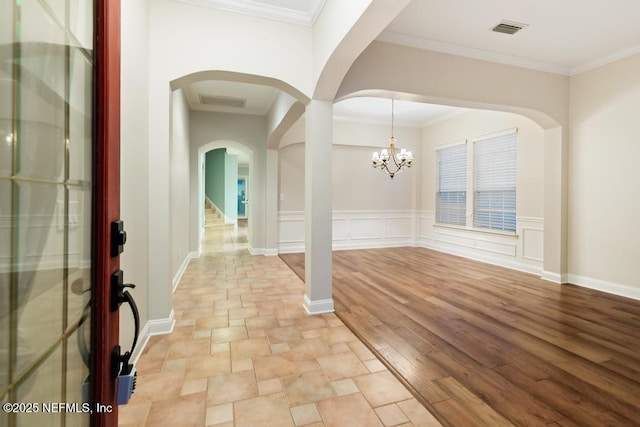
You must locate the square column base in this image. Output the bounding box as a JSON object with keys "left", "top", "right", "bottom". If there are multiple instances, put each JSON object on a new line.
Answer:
{"left": 303, "top": 295, "right": 335, "bottom": 315}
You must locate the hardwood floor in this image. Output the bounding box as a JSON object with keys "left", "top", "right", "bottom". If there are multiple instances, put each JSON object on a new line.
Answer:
{"left": 280, "top": 247, "right": 640, "bottom": 427}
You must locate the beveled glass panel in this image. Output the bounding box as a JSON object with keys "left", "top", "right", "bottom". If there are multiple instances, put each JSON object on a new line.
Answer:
{"left": 69, "top": 0, "right": 94, "bottom": 50}
{"left": 17, "top": 0, "right": 66, "bottom": 181}
{"left": 65, "top": 330, "right": 90, "bottom": 427}
{"left": 68, "top": 49, "right": 92, "bottom": 183}
{"left": 0, "top": 0, "right": 13, "bottom": 177}
{"left": 15, "top": 181, "right": 64, "bottom": 375}
{"left": 66, "top": 188, "right": 91, "bottom": 324}
{"left": 44, "top": 0, "right": 67, "bottom": 27}
{"left": 0, "top": 180, "right": 11, "bottom": 394}
{"left": 0, "top": 0, "right": 14, "bottom": 46}
{"left": 0, "top": 119, "right": 12, "bottom": 177}
{"left": 4, "top": 0, "right": 95, "bottom": 420}
{"left": 15, "top": 346, "right": 62, "bottom": 427}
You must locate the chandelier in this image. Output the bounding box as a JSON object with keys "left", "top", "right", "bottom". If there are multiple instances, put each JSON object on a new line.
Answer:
{"left": 371, "top": 99, "right": 414, "bottom": 179}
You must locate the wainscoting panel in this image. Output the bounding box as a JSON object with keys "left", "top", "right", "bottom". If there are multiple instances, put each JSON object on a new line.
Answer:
{"left": 522, "top": 224, "right": 544, "bottom": 262}
{"left": 349, "top": 217, "right": 384, "bottom": 240}
{"left": 278, "top": 211, "right": 416, "bottom": 253}
{"left": 278, "top": 210, "right": 543, "bottom": 274}
{"left": 418, "top": 211, "right": 544, "bottom": 275}
{"left": 278, "top": 212, "right": 305, "bottom": 243}
{"left": 385, "top": 216, "right": 414, "bottom": 239}
{"left": 332, "top": 218, "right": 348, "bottom": 241}
{"left": 277, "top": 211, "right": 637, "bottom": 301}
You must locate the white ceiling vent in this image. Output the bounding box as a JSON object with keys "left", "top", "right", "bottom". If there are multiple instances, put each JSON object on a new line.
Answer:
{"left": 199, "top": 94, "right": 247, "bottom": 108}
{"left": 492, "top": 20, "right": 528, "bottom": 35}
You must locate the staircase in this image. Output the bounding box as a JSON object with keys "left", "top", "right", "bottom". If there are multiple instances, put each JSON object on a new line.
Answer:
{"left": 204, "top": 205, "right": 233, "bottom": 228}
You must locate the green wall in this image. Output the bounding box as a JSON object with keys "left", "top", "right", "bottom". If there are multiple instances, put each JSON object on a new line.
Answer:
{"left": 204, "top": 148, "right": 239, "bottom": 222}
{"left": 225, "top": 153, "right": 238, "bottom": 221}
{"left": 205, "top": 149, "right": 226, "bottom": 212}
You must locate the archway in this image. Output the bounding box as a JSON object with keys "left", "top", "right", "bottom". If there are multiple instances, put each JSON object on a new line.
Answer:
{"left": 336, "top": 58, "right": 567, "bottom": 282}
{"left": 167, "top": 71, "right": 310, "bottom": 259}
{"left": 197, "top": 140, "right": 254, "bottom": 252}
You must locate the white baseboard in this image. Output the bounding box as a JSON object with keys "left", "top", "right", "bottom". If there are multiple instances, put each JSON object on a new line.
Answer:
{"left": 568, "top": 274, "right": 640, "bottom": 301}
{"left": 422, "top": 240, "right": 543, "bottom": 277}
{"left": 303, "top": 295, "right": 334, "bottom": 315}
{"left": 333, "top": 239, "right": 415, "bottom": 251}
{"left": 249, "top": 246, "right": 264, "bottom": 256}
{"left": 173, "top": 251, "right": 199, "bottom": 293}
{"left": 541, "top": 270, "right": 566, "bottom": 284}
{"left": 277, "top": 243, "right": 304, "bottom": 254}
{"left": 130, "top": 309, "right": 175, "bottom": 367}
{"left": 247, "top": 247, "right": 279, "bottom": 256}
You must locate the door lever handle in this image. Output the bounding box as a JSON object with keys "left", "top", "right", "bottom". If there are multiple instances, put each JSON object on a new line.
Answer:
{"left": 111, "top": 270, "right": 135, "bottom": 311}
{"left": 111, "top": 281, "right": 140, "bottom": 383}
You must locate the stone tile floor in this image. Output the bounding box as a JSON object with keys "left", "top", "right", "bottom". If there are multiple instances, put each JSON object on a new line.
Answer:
{"left": 118, "top": 225, "right": 441, "bottom": 427}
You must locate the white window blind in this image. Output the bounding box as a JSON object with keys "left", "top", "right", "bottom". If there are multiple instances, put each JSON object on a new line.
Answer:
{"left": 473, "top": 130, "right": 517, "bottom": 232}
{"left": 436, "top": 143, "right": 467, "bottom": 226}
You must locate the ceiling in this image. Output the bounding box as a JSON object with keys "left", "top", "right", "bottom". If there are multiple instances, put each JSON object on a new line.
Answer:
{"left": 380, "top": 0, "right": 640, "bottom": 75}
{"left": 182, "top": 0, "right": 640, "bottom": 125}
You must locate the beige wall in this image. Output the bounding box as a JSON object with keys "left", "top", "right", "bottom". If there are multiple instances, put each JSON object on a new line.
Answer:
{"left": 569, "top": 53, "right": 640, "bottom": 291}
{"left": 278, "top": 119, "right": 420, "bottom": 212}
{"left": 421, "top": 109, "right": 545, "bottom": 219}
{"left": 120, "top": 0, "right": 150, "bottom": 346}
{"left": 278, "top": 143, "right": 305, "bottom": 211}
{"left": 170, "top": 89, "right": 191, "bottom": 280}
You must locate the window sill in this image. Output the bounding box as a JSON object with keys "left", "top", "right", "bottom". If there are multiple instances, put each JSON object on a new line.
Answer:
{"left": 433, "top": 223, "right": 519, "bottom": 238}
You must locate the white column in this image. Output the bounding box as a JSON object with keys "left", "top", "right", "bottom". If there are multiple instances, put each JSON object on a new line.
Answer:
{"left": 542, "top": 127, "right": 567, "bottom": 283}
{"left": 265, "top": 148, "right": 279, "bottom": 255}
{"left": 303, "top": 100, "right": 334, "bottom": 314}
{"left": 147, "top": 82, "right": 173, "bottom": 322}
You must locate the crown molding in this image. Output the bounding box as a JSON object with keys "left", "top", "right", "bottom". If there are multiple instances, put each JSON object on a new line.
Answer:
{"left": 570, "top": 44, "right": 640, "bottom": 75}
{"left": 177, "top": 0, "right": 325, "bottom": 26}
{"left": 378, "top": 30, "right": 640, "bottom": 78}
{"left": 377, "top": 30, "right": 571, "bottom": 76}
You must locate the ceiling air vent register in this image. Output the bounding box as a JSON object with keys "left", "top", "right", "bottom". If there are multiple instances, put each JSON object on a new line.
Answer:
{"left": 199, "top": 95, "right": 247, "bottom": 108}
{"left": 492, "top": 20, "right": 528, "bottom": 35}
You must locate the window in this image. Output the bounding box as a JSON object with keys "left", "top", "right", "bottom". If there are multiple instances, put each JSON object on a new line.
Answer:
{"left": 473, "top": 130, "right": 517, "bottom": 232}
{"left": 436, "top": 142, "right": 467, "bottom": 226}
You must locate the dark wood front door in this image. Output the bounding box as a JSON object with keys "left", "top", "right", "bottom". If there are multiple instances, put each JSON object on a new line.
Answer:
{"left": 93, "top": 0, "right": 122, "bottom": 425}
{"left": 0, "top": 1, "right": 121, "bottom": 426}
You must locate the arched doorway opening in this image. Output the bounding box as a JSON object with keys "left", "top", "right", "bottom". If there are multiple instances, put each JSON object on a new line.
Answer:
{"left": 198, "top": 141, "right": 254, "bottom": 253}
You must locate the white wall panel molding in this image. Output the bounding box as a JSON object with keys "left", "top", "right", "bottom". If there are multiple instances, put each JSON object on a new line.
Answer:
{"left": 278, "top": 211, "right": 306, "bottom": 249}
{"left": 279, "top": 210, "right": 549, "bottom": 278}
{"left": 349, "top": 217, "right": 384, "bottom": 240}
{"left": 278, "top": 210, "right": 416, "bottom": 253}
{"left": 417, "top": 211, "right": 544, "bottom": 276}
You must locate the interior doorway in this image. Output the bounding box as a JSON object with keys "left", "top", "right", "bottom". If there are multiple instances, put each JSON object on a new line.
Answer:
{"left": 237, "top": 176, "right": 248, "bottom": 220}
